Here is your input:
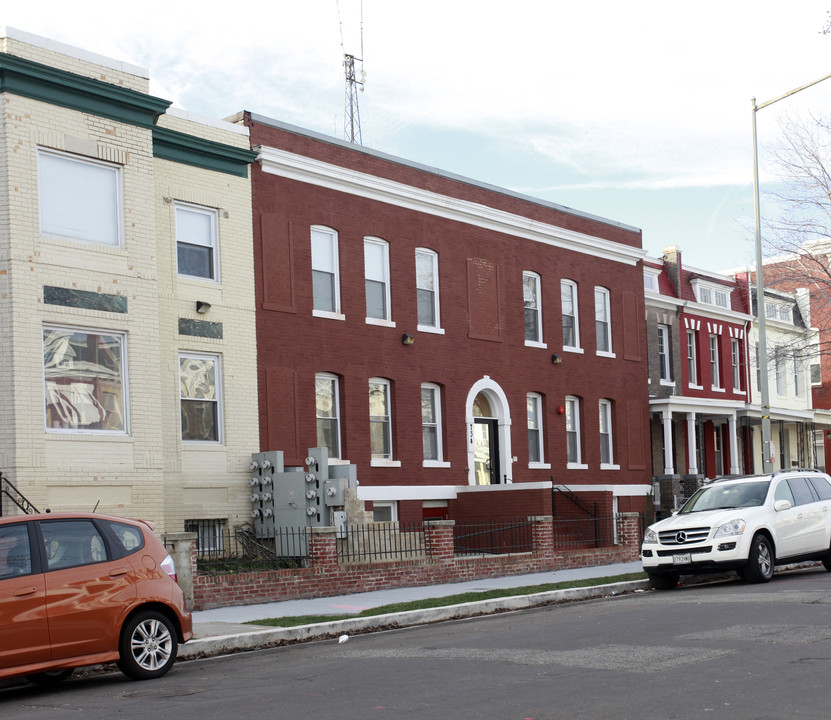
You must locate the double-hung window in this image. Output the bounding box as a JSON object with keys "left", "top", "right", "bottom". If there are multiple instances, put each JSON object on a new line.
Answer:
{"left": 523, "top": 272, "right": 544, "bottom": 346}
{"left": 416, "top": 249, "right": 441, "bottom": 331}
{"left": 369, "top": 378, "right": 393, "bottom": 461}
{"left": 686, "top": 330, "right": 698, "bottom": 386}
{"left": 565, "top": 396, "right": 583, "bottom": 467}
{"left": 43, "top": 326, "right": 127, "bottom": 433}
{"left": 599, "top": 399, "right": 615, "bottom": 467}
{"left": 709, "top": 335, "right": 721, "bottom": 389}
{"left": 527, "top": 393, "right": 546, "bottom": 465}
{"left": 179, "top": 353, "right": 223, "bottom": 443}
{"left": 561, "top": 280, "right": 580, "bottom": 350}
{"left": 594, "top": 287, "right": 612, "bottom": 355}
{"left": 774, "top": 349, "right": 785, "bottom": 395}
{"left": 315, "top": 373, "right": 341, "bottom": 459}
{"left": 731, "top": 338, "right": 742, "bottom": 391}
{"left": 39, "top": 150, "right": 122, "bottom": 247}
{"left": 311, "top": 226, "right": 341, "bottom": 317}
{"left": 421, "top": 383, "right": 446, "bottom": 464}
{"left": 176, "top": 202, "right": 219, "bottom": 280}
{"left": 658, "top": 324, "right": 671, "bottom": 382}
{"left": 365, "top": 238, "right": 392, "bottom": 324}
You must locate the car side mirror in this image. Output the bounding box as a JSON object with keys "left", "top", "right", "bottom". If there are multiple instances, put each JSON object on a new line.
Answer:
{"left": 774, "top": 499, "right": 792, "bottom": 512}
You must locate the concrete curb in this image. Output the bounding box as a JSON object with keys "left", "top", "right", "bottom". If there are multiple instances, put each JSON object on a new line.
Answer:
{"left": 179, "top": 579, "right": 650, "bottom": 660}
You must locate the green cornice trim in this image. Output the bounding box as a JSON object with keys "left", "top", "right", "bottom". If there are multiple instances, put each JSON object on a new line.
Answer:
{"left": 153, "top": 126, "right": 257, "bottom": 177}
{"left": 0, "top": 53, "right": 171, "bottom": 128}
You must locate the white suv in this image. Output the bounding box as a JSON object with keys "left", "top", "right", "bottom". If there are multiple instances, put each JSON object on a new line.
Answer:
{"left": 641, "top": 470, "right": 831, "bottom": 589}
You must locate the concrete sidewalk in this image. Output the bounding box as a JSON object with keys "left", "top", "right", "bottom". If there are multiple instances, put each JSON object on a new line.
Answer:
{"left": 181, "top": 561, "right": 646, "bottom": 659}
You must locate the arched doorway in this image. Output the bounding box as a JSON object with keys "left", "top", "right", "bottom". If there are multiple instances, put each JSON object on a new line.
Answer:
{"left": 465, "top": 377, "right": 513, "bottom": 485}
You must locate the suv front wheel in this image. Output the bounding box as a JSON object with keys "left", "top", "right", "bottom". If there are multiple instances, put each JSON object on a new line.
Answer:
{"left": 743, "top": 533, "right": 774, "bottom": 583}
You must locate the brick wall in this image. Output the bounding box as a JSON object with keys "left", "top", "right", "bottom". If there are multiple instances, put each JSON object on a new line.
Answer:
{"left": 190, "top": 515, "right": 642, "bottom": 610}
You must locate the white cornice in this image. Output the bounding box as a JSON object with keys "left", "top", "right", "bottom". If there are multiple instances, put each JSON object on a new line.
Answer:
{"left": 645, "top": 294, "right": 752, "bottom": 324}
{"left": 256, "top": 146, "right": 647, "bottom": 266}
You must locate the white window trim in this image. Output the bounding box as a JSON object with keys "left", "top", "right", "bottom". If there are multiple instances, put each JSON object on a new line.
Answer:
{"left": 315, "top": 372, "right": 342, "bottom": 460}
{"left": 421, "top": 382, "right": 446, "bottom": 466}
{"left": 561, "top": 279, "right": 581, "bottom": 351}
{"left": 179, "top": 351, "right": 224, "bottom": 445}
{"left": 643, "top": 269, "right": 660, "bottom": 293}
{"left": 38, "top": 149, "right": 124, "bottom": 248}
{"left": 415, "top": 248, "right": 442, "bottom": 333}
{"left": 690, "top": 279, "right": 733, "bottom": 309}
{"left": 523, "top": 271, "right": 546, "bottom": 348}
{"left": 176, "top": 201, "right": 220, "bottom": 282}
{"left": 565, "top": 395, "right": 582, "bottom": 467}
{"left": 369, "top": 377, "right": 394, "bottom": 462}
{"left": 709, "top": 334, "right": 721, "bottom": 390}
{"left": 372, "top": 501, "right": 398, "bottom": 522}
{"left": 687, "top": 329, "right": 698, "bottom": 388}
{"left": 311, "top": 225, "right": 343, "bottom": 318}
{"left": 364, "top": 236, "right": 393, "bottom": 324}
{"left": 594, "top": 286, "right": 614, "bottom": 357}
{"left": 658, "top": 324, "right": 672, "bottom": 384}
{"left": 599, "top": 399, "right": 617, "bottom": 469}
{"left": 43, "top": 324, "right": 129, "bottom": 436}
{"left": 527, "top": 392, "right": 547, "bottom": 467}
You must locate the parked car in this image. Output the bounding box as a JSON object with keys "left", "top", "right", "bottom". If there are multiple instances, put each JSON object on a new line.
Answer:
{"left": 0, "top": 512, "right": 192, "bottom": 684}
{"left": 641, "top": 470, "right": 831, "bottom": 589}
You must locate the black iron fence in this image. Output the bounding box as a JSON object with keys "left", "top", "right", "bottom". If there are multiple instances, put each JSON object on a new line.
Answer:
{"left": 454, "top": 519, "right": 534, "bottom": 556}
{"left": 552, "top": 515, "right": 623, "bottom": 549}
{"left": 195, "top": 525, "right": 311, "bottom": 575}
{"left": 337, "top": 521, "right": 428, "bottom": 563}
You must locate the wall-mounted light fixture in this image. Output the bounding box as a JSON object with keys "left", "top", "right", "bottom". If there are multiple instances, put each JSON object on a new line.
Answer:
{"left": 402, "top": 333, "right": 415, "bottom": 345}
{"left": 196, "top": 301, "right": 212, "bottom": 314}
{"left": 557, "top": 405, "right": 565, "bottom": 415}
{"left": 551, "top": 354, "right": 562, "bottom": 364}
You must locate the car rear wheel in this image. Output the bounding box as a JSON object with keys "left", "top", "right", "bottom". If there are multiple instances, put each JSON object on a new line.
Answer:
{"left": 28, "top": 669, "right": 74, "bottom": 686}
{"left": 647, "top": 572, "right": 679, "bottom": 590}
{"left": 743, "top": 533, "right": 774, "bottom": 583}
{"left": 117, "top": 610, "right": 178, "bottom": 681}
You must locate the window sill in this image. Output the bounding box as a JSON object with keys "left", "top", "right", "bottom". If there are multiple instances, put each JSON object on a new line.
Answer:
{"left": 600, "top": 463, "right": 621, "bottom": 470}
{"left": 365, "top": 317, "right": 396, "bottom": 328}
{"left": 529, "top": 462, "right": 551, "bottom": 470}
{"left": 178, "top": 273, "right": 220, "bottom": 284}
{"left": 313, "top": 309, "right": 346, "bottom": 321}
{"left": 659, "top": 380, "right": 675, "bottom": 387}
{"left": 371, "top": 459, "right": 402, "bottom": 467}
{"left": 328, "top": 458, "right": 352, "bottom": 465}
{"left": 566, "top": 462, "right": 588, "bottom": 470}
{"left": 563, "top": 345, "right": 584, "bottom": 354}
{"left": 182, "top": 441, "right": 226, "bottom": 448}
{"left": 423, "top": 460, "right": 451, "bottom": 468}
{"left": 711, "top": 387, "right": 725, "bottom": 393}
{"left": 688, "top": 384, "right": 703, "bottom": 390}
{"left": 731, "top": 389, "right": 746, "bottom": 396}
{"left": 596, "top": 350, "right": 616, "bottom": 359}
{"left": 524, "top": 340, "right": 548, "bottom": 349}
{"left": 417, "top": 325, "right": 446, "bottom": 335}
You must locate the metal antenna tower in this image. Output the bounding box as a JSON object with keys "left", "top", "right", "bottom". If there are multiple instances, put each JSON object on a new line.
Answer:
{"left": 343, "top": 53, "right": 364, "bottom": 145}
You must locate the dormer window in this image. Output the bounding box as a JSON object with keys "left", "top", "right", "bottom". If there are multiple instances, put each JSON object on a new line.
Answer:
{"left": 644, "top": 269, "right": 660, "bottom": 293}
{"left": 764, "top": 301, "right": 793, "bottom": 324}
{"left": 691, "top": 279, "right": 732, "bottom": 309}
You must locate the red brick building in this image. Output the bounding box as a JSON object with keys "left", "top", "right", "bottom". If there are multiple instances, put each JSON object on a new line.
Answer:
{"left": 243, "top": 113, "right": 652, "bottom": 523}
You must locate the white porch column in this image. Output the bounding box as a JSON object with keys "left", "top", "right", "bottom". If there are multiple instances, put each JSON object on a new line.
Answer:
{"left": 686, "top": 412, "right": 698, "bottom": 475}
{"left": 728, "top": 413, "right": 740, "bottom": 475}
{"left": 662, "top": 410, "right": 675, "bottom": 475}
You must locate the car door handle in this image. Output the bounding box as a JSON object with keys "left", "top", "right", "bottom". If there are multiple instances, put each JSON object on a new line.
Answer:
{"left": 798, "top": 513, "right": 805, "bottom": 519}
{"left": 108, "top": 567, "right": 130, "bottom": 577}
{"left": 14, "top": 586, "right": 38, "bottom": 597}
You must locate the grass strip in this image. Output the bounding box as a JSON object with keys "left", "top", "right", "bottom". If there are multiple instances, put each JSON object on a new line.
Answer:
{"left": 245, "top": 572, "right": 647, "bottom": 628}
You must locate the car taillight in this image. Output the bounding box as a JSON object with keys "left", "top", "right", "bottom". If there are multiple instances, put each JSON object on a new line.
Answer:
{"left": 160, "top": 554, "right": 177, "bottom": 582}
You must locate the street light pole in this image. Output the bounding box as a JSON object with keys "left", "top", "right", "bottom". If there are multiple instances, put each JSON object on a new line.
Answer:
{"left": 751, "top": 71, "right": 831, "bottom": 474}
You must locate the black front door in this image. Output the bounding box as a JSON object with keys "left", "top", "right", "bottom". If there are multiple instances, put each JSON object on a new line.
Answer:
{"left": 473, "top": 418, "right": 500, "bottom": 485}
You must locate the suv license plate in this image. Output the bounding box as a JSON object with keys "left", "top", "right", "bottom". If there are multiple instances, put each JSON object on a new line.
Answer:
{"left": 672, "top": 553, "right": 691, "bottom": 564}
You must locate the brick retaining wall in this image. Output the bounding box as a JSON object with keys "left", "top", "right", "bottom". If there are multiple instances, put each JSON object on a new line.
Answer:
{"left": 188, "top": 514, "right": 642, "bottom": 611}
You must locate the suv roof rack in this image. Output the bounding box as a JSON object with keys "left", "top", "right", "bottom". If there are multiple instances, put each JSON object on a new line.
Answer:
{"left": 771, "top": 468, "right": 820, "bottom": 477}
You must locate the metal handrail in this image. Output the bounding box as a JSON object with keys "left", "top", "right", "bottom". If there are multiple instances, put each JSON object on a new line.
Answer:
{"left": 0, "top": 472, "right": 40, "bottom": 516}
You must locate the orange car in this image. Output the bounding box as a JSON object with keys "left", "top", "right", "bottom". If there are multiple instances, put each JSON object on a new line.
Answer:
{"left": 0, "top": 512, "right": 192, "bottom": 684}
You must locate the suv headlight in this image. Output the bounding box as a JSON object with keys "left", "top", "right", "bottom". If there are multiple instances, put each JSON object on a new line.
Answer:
{"left": 714, "top": 519, "right": 746, "bottom": 538}
{"left": 643, "top": 528, "right": 658, "bottom": 544}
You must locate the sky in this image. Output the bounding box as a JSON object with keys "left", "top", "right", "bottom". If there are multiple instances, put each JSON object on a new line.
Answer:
{"left": 4, "top": 1, "right": 831, "bottom": 273}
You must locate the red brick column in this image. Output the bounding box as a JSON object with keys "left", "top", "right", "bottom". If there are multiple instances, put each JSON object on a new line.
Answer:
{"left": 618, "top": 512, "right": 643, "bottom": 560}
{"left": 424, "top": 520, "right": 455, "bottom": 560}
{"left": 309, "top": 526, "right": 338, "bottom": 571}
{"left": 528, "top": 515, "right": 554, "bottom": 559}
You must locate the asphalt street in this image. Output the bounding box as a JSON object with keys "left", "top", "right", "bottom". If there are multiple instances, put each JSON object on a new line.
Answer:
{"left": 3, "top": 566, "right": 830, "bottom": 720}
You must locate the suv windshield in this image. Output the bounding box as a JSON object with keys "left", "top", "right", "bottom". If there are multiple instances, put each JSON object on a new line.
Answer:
{"left": 679, "top": 480, "right": 770, "bottom": 514}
